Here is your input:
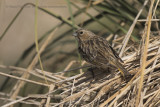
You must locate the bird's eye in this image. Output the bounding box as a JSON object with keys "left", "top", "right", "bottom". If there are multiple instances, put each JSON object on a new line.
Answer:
{"left": 79, "top": 31, "right": 83, "bottom": 35}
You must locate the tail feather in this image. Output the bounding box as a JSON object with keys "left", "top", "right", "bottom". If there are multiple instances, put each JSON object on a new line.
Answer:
{"left": 115, "top": 61, "right": 130, "bottom": 77}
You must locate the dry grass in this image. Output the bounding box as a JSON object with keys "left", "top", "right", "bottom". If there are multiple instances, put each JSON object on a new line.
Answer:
{"left": 0, "top": 27, "right": 160, "bottom": 107}
{"left": 0, "top": 31, "right": 160, "bottom": 106}
{"left": 0, "top": 0, "right": 160, "bottom": 107}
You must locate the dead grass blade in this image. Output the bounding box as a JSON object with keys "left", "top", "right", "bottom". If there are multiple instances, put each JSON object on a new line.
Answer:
{"left": 136, "top": 0, "right": 155, "bottom": 106}
{"left": 9, "top": 28, "right": 58, "bottom": 100}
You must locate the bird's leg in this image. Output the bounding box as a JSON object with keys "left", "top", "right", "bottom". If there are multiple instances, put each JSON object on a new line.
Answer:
{"left": 109, "top": 68, "right": 115, "bottom": 79}
{"left": 87, "top": 66, "right": 96, "bottom": 79}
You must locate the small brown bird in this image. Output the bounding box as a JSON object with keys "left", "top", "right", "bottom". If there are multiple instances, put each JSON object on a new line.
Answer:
{"left": 73, "top": 28, "right": 130, "bottom": 77}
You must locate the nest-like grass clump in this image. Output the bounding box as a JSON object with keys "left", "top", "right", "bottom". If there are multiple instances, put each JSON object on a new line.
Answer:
{"left": 1, "top": 27, "right": 160, "bottom": 107}
{"left": 48, "top": 31, "right": 160, "bottom": 107}
{"left": 2, "top": 31, "right": 160, "bottom": 107}
{"left": 0, "top": 1, "right": 160, "bottom": 107}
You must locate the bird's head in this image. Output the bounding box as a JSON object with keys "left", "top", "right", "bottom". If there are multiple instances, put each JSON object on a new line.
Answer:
{"left": 73, "top": 29, "right": 95, "bottom": 41}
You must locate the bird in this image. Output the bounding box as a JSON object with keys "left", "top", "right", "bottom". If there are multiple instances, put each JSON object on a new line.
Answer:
{"left": 73, "top": 28, "right": 131, "bottom": 77}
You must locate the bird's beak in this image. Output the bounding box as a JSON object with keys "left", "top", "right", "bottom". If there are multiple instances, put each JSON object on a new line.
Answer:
{"left": 72, "top": 32, "right": 78, "bottom": 37}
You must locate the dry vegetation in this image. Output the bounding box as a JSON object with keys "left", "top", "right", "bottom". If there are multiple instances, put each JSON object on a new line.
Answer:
{"left": 0, "top": 0, "right": 160, "bottom": 107}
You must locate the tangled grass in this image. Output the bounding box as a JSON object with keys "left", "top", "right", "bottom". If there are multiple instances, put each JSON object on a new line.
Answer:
{"left": 0, "top": 0, "right": 160, "bottom": 107}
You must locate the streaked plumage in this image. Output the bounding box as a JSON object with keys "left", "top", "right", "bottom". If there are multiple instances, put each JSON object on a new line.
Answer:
{"left": 73, "top": 29, "right": 130, "bottom": 77}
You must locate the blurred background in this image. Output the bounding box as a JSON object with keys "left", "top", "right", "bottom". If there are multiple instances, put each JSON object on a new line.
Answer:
{"left": 0, "top": 0, "right": 159, "bottom": 106}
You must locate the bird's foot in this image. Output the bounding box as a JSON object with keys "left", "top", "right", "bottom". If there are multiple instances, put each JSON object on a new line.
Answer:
{"left": 87, "top": 66, "right": 97, "bottom": 79}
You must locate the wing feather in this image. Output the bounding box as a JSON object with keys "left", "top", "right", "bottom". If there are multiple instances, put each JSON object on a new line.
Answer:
{"left": 94, "top": 36, "right": 123, "bottom": 63}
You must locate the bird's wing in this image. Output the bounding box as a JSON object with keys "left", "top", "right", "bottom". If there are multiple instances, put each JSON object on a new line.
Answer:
{"left": 108, "top": 44, "right": 124, "bottom": 63}
{"left": 86, "top": 39, "right": 111, "bottom": 66}
{"left": 94, "top": 36, "right": 124, "bottom": 63}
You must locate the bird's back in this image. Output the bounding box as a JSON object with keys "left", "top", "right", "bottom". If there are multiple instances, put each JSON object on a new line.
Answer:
{"left": 78, "top": 36, "right": 124, "bottom": 68}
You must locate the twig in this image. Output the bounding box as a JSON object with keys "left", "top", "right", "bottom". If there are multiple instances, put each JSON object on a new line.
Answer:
{"left": 137, "top": 0, "right": 155, "bottom": 106}
{"left": 45, "top": 84, "right": 55, "bottom": 107}
{"left": 0, "top": 72, "right": 49, "bottom": 87}
{"left": 138, "top": 19, "right": 160, "bottom": 22}
{"left": 144, "top": 88, "right": 160, "bottom": 107}
{"left": 52, "top": 65, "right": 92, "bottom": 75}
{"left": 1, "top": 97, "right": 30, "bottom": 107}
{"left": 119, "top": 0, "right": 149, "bottom": 57}
{"left": 9, "top": 27, "right": 58, "bottom": 100}
{"left": 0, "top": 64, "right": 58, "bottom": 83}
{"left": 69, "top": 78, "right": 76, "bottom": 107}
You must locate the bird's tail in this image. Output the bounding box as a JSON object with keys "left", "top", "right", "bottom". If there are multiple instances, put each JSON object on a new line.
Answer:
{"left": 115, "top": 61, "right": 131, "bottom": 77}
